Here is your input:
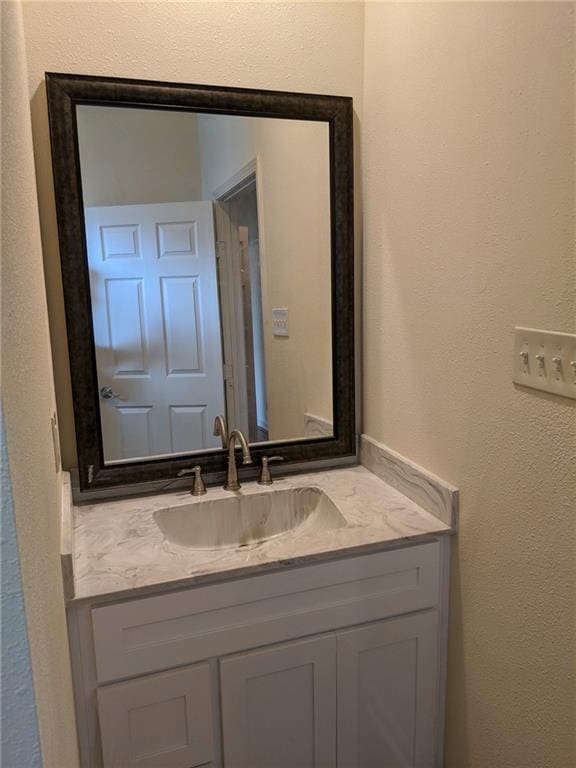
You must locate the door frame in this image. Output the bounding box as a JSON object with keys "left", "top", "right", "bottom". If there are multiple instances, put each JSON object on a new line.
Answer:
{"left": 237, "top": 226, "right": 263, "bottom": 440}
{"left": 212, "top": 158, "right": 264, "bottom": 438}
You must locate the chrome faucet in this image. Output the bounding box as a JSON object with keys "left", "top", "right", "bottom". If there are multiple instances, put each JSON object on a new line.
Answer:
{"left": 224, "top": 429, "right": 252, "bottom": 491}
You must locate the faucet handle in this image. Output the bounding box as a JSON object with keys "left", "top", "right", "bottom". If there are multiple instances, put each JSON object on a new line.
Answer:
{"left": 258, "top": 456, "right": 284, "bottom": 485}
{"left": 177, "top": 465, "right": 207, "bottom": 496}
{"left": 191, "top": 466, "right": 207, "bottom": 496}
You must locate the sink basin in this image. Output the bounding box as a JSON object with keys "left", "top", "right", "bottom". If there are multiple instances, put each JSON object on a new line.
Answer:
{"left": 154, "top": 486, "right": 346, "bottom": 549}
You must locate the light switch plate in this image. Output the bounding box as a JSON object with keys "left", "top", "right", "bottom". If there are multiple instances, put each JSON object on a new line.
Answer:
{"left": 272, "top": 307, "right": 289, "bottom": 337}
{"left": 513, "top": 327, "right": 576, "bottom": 400}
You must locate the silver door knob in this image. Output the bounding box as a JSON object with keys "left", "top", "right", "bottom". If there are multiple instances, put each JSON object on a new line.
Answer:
{"left": 99, "top": 386, "right": 120, "bottom": 400}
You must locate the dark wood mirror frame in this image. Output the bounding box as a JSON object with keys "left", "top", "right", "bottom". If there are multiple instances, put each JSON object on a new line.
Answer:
{"left": 46, "top": 72, "right": 356, "bottom": 492}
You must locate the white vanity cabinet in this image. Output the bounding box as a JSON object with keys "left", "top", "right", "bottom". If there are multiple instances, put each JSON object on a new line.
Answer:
{"left": 69, "top": 539, "right": 450, "bottom": 768}
{"left": 220, "top": 612, "right": 439, "bottom": 768}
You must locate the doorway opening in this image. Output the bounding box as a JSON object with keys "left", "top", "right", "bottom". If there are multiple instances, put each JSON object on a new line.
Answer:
{"left": 214, "top": 163, "right": 268, "bottom": 443}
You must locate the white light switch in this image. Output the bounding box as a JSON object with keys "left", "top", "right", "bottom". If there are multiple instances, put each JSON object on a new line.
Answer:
{"left": 272, "top": 308, "right": 289, "bottom": 337}
{"left": 513, "top": 327, "right": 576, "bottom": 400}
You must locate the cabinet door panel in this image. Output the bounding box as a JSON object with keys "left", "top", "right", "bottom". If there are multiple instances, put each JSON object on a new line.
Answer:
{"left": 221, "top": 635, "right": 336, "bottom": 768}
{"left": 337, "top": 612, "right": 439, "bottom": 768}
{"left": 97, "top": 663, "right": 214, "bottom": 768}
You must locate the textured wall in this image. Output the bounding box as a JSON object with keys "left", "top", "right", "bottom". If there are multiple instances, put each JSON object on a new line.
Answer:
{"left": 1, "top": 3, "right": 79, "bottom": 767}
{"left": 22, "top": 0, "right": 364, "bottom": 469}
{"left": 0, "top": 412, "right": 42, "bottom": 768}
{"left": 362, "top": 3, "right": 575, "bottom": 766}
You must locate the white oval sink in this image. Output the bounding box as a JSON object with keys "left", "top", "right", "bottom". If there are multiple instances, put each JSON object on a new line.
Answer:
{"left": 154, "top": 486, "right": 346, "bottom": 549}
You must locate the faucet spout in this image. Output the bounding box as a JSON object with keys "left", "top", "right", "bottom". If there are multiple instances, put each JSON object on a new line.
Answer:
{"left": 224, "top": 430, "right": 252, "bottom": 491}
{"left": 213, "top": 415, "right": 228, "bottom": 449}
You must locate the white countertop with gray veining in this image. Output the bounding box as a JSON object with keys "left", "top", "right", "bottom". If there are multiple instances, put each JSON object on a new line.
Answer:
{"left": 71, "top": 465, "right": 453, "bottom": 604}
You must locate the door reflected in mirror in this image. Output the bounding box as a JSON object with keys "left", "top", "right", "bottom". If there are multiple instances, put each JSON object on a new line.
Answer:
{"left": 76, "top": 106, "right": 333, "bottom": 464}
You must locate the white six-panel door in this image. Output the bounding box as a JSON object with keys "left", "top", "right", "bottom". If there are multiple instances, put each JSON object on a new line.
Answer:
{"left": 85, "top": 201, "right": 225, "bottom": 461}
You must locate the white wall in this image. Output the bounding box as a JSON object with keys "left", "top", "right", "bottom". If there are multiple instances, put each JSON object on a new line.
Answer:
{"left": 22, "top": 0, "right": 364, "bottom": 466}
{"left": 77, "top": 106, "right": 202, "bottom": 206}
{"left": 199, "top": 114, "right": 333, "bottom": 439}
{"left": 362, "top": 4, "right": 575, "bottom": 767}
{"left": 252, "top": 118, "right": 333, "bottom": 438}
{"left": 1, "top": 3, "right": 79, "bottom": 766}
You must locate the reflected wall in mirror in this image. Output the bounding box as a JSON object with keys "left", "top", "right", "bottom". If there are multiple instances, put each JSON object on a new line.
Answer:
{"left": 76, "top": 106, "right": 333, "bottom": 464}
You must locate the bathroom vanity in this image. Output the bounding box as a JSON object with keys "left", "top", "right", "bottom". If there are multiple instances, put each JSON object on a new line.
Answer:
{"left": 46, "top": 74, "right": 458, "bottom": 768}
{"left": 64, "top": 464, "right": 456, "bottom": 768}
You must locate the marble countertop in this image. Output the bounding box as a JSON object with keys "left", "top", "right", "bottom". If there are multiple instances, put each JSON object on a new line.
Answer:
{"left": 71, "top": 465, "right": 453, "bottom": 604}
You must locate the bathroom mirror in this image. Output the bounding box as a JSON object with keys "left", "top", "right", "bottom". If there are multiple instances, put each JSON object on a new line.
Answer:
{"left": 46, "top": 73, "right": 355, "bottom": 491}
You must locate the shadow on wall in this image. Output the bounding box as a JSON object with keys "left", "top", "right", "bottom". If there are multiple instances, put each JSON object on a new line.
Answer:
{"left": 30, "top": 83, "right": 77, "bottom": 471}
{"left": 0, "top": 410, "right": 43, "bottom": 768}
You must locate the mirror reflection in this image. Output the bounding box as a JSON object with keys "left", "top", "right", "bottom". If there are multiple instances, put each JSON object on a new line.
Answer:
{"left": 76, "top": 105, "right": 333, "bottom": 463}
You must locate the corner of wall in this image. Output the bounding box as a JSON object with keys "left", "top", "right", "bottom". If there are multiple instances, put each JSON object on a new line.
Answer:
{"left": 1, "top": 2, "right": 79, "bottom": 765}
